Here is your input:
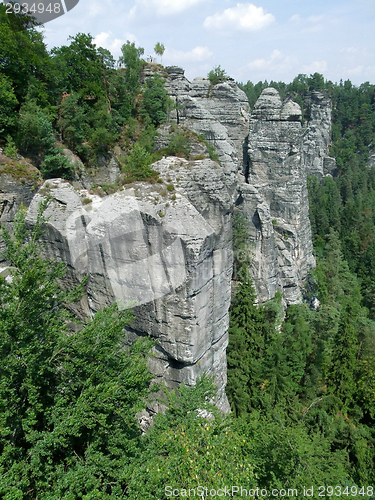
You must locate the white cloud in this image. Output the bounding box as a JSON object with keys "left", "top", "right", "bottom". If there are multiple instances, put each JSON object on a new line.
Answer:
{"left": 247, "top": 49, "right": 294, "bottom": 72}
{"left": 342, "top": 47, "right": 359, "bottom": 55}
{"left": 203, "top": 3, "right": 275, "bottom": 32}
{"left": 93, "top": 32, "right": 138, "bottom": 59}
{"left": 347, "top": 65, "right": 364, "bottom": 76}
{"left": 165, "top": 46, "right": 213, "bottom": 63}
{"left": 93, "top": 32, "right": 110, "bottom": 46}
{"left": 288, "top": 12, "right": 332, "bottom": 34}
{"left": 307, "top": 14, "right": 324, "bottom": 23}
{"left": 289, "top": 14, "right": 301, "bottom": 23}
{"left": 137, "top": 0, "right": 206, "bottom": 16}
{"left": 302, "top": 60, "right": 328, "bottom": 74}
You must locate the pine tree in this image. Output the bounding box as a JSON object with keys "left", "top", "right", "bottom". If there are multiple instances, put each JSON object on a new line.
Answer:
{"left": 226, "top": 265, "right": 267, "bottom": 416}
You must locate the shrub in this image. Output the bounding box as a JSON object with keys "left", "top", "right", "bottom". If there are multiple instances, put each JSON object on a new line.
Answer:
{"left": 123, "top": 142, "right": 156, "bottom": 180}
{"left": 41, "top": 148, "right": 72, "bottom": 179}
{"left": 0, "top": 74, "right": 18, "bottom": 142}
{"left": 3, "top": 135, "right": 17, "bottom": 159}
{"left": 141, "top": 76, "right": 171, "bottom": 127}
{"left": 17, "top": 102, "right": 55, "bottom": 155}
{"left": 207, "top": 65, "right": 228, "bottom": 86}
{"left": 0, "top": 205, "right": 154, "bottom": 498}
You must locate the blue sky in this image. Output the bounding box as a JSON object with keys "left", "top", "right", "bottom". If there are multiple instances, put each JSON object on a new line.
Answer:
{"left": 36, "top": 0, "right": 375, "bottom": 85}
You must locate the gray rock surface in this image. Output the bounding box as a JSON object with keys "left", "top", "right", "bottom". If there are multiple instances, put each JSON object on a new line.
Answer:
{"left": 0, "top": 159, "right": 41, "bottom": 263}
{"left": 302, "top": 91, "right": 337, "bottom": 178}
{"left": 164, "top": 67, "right": 249, "bottom": 177}
{"left": 367, "top": 147, "right": 375, "bottom": 169}
{"left": 153, "top": 123, "right": 211, "bottom": 160}
{"left": 240, "top": 88, "right": 316, "bottom": 304}
{"left": 61, "top": 148, "right": 121, "bottom": 189}
{"left": 26, "top": 156, "right": 234, "bottom": 412}
{"left": 61, "top": 148, "right": 92, "bottom": 189}
{"left": 90, "top": 153, "right": 121, "bottom": 186}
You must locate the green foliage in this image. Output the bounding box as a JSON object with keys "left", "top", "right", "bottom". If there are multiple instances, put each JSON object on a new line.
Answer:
{"left": 51, "top": 33, "right": 107, "bottom": 98}
{"left": 152, "top": 126, "right": 192, "bottom": 161}
{"left": 3, "top": 135, "right": 18, "bottom": 159}
{"left": 232, "top": 210, "right": 252, "bottom": 278}
{"left": 17, "top": 101, "right": 55, "bottom": 155}
{"left": 127, "top": 377, "right": 257, "bottom": 498}
{"left": 207, "top": 65, "right": 228, "bottom": 86}
{"left": 205, "top": 141, "right": 220, "bottom": 162}
{"left": 0, "top": 3, "right": 51, "bottom": 106}
{"left": 154, "top": 42, "right": 165, "bottom": 62}
{"left": 226, "top": 265, "right": 268, "bottom": 416}
{"left": 229, "top": 204, "right": 375, "bottom": 484}
{"left": 236, "top": 412, "right": 349, "bottom": 490}
{"left": 166, "top": 130, "right": 191, "bottom": 158}
{"left": 16, "top": 101, "right": 72, "bottom": 178}
{"left": 57, "top": 93, "right": 92, "bottom": 161}
{"left": 40, "top": 147, "right": 72, "bottom": 179}
{"left": 0, "top": 74, "right": 18, "bottom": 141}
{"left": 141, "top": 76, "right": 170, "bottom": 126}
{"left": 122, "top": 142, "right": 155, "bottom": 180}
{"left": 0, "top": 205, "right": 153, "bottom": 498}
{"left": 119, "top": 40, "right": 144, "bottom": 100}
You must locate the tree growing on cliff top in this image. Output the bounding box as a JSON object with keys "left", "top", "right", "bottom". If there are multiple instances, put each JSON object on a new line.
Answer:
{"left": 208, "top": 65, "right": 228, "bottom": 85}
{"left": 154, "top": 42, "right": 165, "bottom": 64}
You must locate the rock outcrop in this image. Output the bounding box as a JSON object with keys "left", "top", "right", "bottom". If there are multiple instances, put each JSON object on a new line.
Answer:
{"left": 26, "top": 156, "right": 234, "bottom": 412}
{"left": 0, "top": 156, "right": 41, "bottom": 264}
{"left": 302, "top": 91, "right": 337, "bottom": 178}
{"left": 1, "top": 70, "right": 336, "bottom": 411}
{"left": 240, "top": 88, "right": 315, "bottom": 304}
{"left": 161, "top": 75, "right": 317, "bottom": 305}
{"left": 61, "top": 148, "right": 121, "bottom": 190}
{"left": 367, "top": 147, "right": 375, "bottom": 169}
{"left": 164, "top": 67, "right": 249, "bottom": 177}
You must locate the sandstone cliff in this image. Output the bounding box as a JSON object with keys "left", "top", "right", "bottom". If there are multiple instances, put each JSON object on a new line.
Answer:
{"left": 240, "top": 87, "right": 315, "bottom": 304}
{"left": 25, "top": 155, "right": 234, "bottom": 412}
{"left": 162, "top": 71, "right": 317, "bottom": 305}
{"left": 0, "top": 70, "right": 335, "bottom": 410}
{"left": 164, "top": 66, "right": 249, "bottom": 176}
{"left": 302, "top": 91, "right": 337, "bottom": 178}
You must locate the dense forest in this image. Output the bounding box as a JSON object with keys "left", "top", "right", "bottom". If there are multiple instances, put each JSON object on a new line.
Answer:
{"left": 1, "top": 4, "right": 375, "bottom": 498}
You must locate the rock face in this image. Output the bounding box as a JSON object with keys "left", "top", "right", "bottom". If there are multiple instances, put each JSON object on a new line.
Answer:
{"left": 26, "top": 156, "right": 234, "bottom": 412}
{"left": 240, "top": 88, "right": 315, "bottom": 304}
{"left": 164, "top": 67, "right": 249, "bottom": 176}
{"left": 61, "top": 148, "right": 121, "bottom": 190}
{"left": 1, "top": 73, "right": 335, "bottom": 411}
{"left": 302, "top": 91, "right": 337, "bottom": 178}
{"left": 0, "top": 157, "right": 41, "bottom": 264}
